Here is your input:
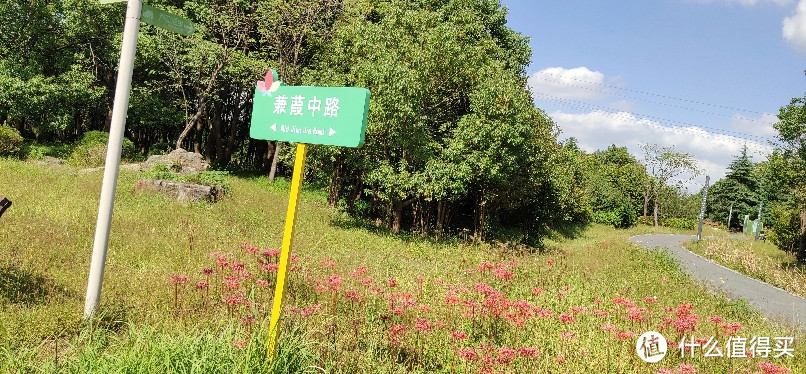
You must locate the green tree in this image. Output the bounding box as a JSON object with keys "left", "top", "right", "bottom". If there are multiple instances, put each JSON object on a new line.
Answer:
{"left": 640, "top": 143, "right": 700, "bottom": 227}
{"left": 586, "top": 145, "right": 647, "bottom": 228}
{"left": 705, "top": 147, "right": 762, "bottom": 229}
{"left": 770, "top": 93, "right": 806, "bottom": 262}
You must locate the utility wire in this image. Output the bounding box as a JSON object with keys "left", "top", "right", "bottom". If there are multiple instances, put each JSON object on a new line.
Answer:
{"left": 532, "top": 92, "right": 773, "bottom": 142}
{"left": 530, "top": 71, "right": 773, "bottom": 116}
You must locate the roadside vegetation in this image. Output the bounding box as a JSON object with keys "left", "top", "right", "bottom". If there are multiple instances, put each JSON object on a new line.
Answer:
{"left": 689, "top": 238, "right": 806, "bottom": 300}
{"left": 2, "top": 158, "right": 803, "bottom": 373}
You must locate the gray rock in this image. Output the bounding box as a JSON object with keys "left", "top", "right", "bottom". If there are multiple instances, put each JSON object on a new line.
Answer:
{"left": 34, "top": 156, "right": 66, "bottom": 167}
{"left": 142, "top": 148, "right": 209, "bottom": 175}
{"left": 78, "top": 163, "right": 142, "bottom": 174}
{"left": 135, "top": 179, "right": 222, "bottom": 203}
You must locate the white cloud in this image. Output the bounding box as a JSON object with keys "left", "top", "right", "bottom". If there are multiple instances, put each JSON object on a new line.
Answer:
{"left": 730, "top": 113, "right": 778, "bottom": 138}
{"left": 783, "top": 0, "right": 806, "bottom": 53}
{"left": 551, "top": 110, "right": 773, "bottom": 190}
{"left": 528, "top": 67, "right": 610, "bottom": 101}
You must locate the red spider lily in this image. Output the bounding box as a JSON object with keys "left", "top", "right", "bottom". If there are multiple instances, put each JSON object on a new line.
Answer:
{"left": 170, "top": 274, "right": 189, "bottom": 285}
{"left": 678, "top": 363, "right": 696, "bottom": 374}
{"left": 758, "top": 361, "right": 790, "bottom": 374}
{"left": 721, "top": 322, "right": 741, "bottom": 335}
{"left": 387, "top": 278, "right": 397, "bottom": 288}
{"left": 493, "top": 267, "right": 513, "bottom": 280}
{"left": 709, "top": 315, "right": 723, "bottom": 324}
{"left": 233, "top": 340, "right": 247, "bottom": 349}
{"left": 414, "top": 317, "right": 433, "bottom": 332}
{"left": 239, "top": 271, "right": 252, "bottom": 280}
{"left": 497, "top": 346, "right": 516, "bottom": 366}
{"left": 451, "top": 330, "right": 468, "bottom": 340}
{"left": 319, "top": 257, "right": 336, "bottom": 268}
{"left": 255, "top": 279, "right": 268, "bottom": 287}
{"left": 390, "top": 324, "right": 406, "bottom": 336}
{"left": 301, "top": 304, "right": 321, "bottom": 316}
{"left": 351, "top": 266, "right": 368, "bottom": 278}
{"left": 593, "top": 309, "right": 609, "bottom": 317}
{"left": 244, "top": 246, "right": 260, "bottom": 255}
{"left": 326, "top": 274, "right": 342, "bottom": 291}
{"left": 556, "top": 354, "right": 565, "bottom": 364}
{"left": 531, "top": 287, "right": 545, "bottom": 296}
{"left": 556, "top": 291, "right": 566, "bottom": 299}
{"left": 558, "top": 313, "right": 576, "bottom": 323}
{"left": 457, "top": 347, "right": 478, "bottom": 361}
{"left": 240, "top": 314, "right": 255, "bottom": 325}
{"left": 344, "top": 290, "right": 363, "bottom": 303}
{"left": 612, "top": 297, "right": 635, "bottom": 308}
{"left": 571, "top": 305, "right": 588, "bottom": 314}
{"left": 201, "top": 268, "right": 214, "bottom": 276}
{"left": 231, "top": 262, "right": 245, "bottom": 272}
{"left": 518, "top": 346, "right": 540, "bottom": 359}
{"left": 547, "top": 259, "right": 555, "bottom": 265}
{"left": 560, "top": 331, "right": 576, "bottom": 340}
{"left": 262, "top": 248, "right": 281, "bottom": 257}
{"left": 616, "top": 330, "right": 636, "bottom": 340}
{"left": 643, "top": 296, "right": 658, "bottom": 304}
{"left": 289, "top": 253, "right": 300, "bottom": 263}
{"left": 195, "top": 281, "right": 209, "bottom": 290}
{"left": 477, "top": 261, "right": 494, "bottom": 272}
{"left": 360, "top": 277, "right": 373, "bottom": 286}
{"left": 444, "top": 290, "right": 461, "bottom": 305}
{"left": 593, "top": 298, "right": 603, "bottom": 304}
{"left": 262, "top": 263, "right": 279, "bottom": 272}
{"left": 602, "top": 323, "right": 616, "bottom": 331}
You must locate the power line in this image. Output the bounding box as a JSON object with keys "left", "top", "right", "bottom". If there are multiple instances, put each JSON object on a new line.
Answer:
{"left": 532, "top": 92, "right": 774, "bottom": 144}
{"left": 530, "top": 71, "right": 773, "bottom": 117}
{"left": 532, "top": 93, "right": 773, "bottom": 155}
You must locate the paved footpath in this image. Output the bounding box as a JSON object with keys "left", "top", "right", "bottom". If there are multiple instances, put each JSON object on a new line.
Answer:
{"left": 630, "top": 234, "right": 806, "bottom": 329}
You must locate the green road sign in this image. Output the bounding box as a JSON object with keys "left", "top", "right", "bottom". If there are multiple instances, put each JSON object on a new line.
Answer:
{"left": 250, "top": 83, "right": 370, "bottom": 147}
{"left": 141, "top": 4, "right": 193, "bottom": 36}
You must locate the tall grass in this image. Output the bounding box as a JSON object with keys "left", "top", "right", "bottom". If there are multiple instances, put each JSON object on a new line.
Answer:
{"left": 690, "top": 238, "right": 806, "bottom": 299}
{"left": 1, "top": 158, "right": 803, "bottom": 373}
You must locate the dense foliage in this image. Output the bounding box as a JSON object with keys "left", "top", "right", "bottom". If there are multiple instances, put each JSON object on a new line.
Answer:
{"left": 0, "top": 0, "right": 707, "bottom": 243}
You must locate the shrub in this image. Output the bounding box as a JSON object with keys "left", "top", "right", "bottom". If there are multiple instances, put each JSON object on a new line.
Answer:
{"left": 147, "top": 142, "right": 172, "bottom": 157}
{"left": 67, "top": 131, "right": 135, "bottom": 167}
{"left": 637, "top": 215, "right": 696, "bottom": 230}
{"left": 0, "top": 126, "right": 23, "bottom": 156}
{"left": 767, "top": 203, "right": 801, "bottom": 254}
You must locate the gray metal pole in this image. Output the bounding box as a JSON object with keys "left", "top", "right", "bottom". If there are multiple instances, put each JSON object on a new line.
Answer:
{"left": 84, "top": 0, "right": 142, "bottom": 319}
{"left": 727, "top": 204, "right": 733, "bottom": 230}
{"left": 754, "top": 201, "right": 763, "bottom": 241}
{"left": 697, "top": 176, "right": 710, "bottom": 242}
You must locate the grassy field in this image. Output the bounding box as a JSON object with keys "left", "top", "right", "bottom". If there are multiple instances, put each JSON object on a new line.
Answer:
{"left": 688, "top": 236, "right": 806, "bottom": 300}
{"left": 1, "top": 158, "right": 803, "bottom": 373}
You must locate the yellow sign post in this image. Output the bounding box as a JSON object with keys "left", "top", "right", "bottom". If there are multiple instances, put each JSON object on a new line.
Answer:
{"left": 265, "top": 143, "right": 306, "bottom": 361}
{"left": 250, "top": 70, "right": 370, "bottom": 363}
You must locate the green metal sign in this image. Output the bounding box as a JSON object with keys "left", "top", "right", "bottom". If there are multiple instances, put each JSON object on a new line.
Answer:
{"left": 141, "top": 4, "right": 194, "bottom": 36}
{"left": 250, "top": 73, "right": 370, "bottom": 147}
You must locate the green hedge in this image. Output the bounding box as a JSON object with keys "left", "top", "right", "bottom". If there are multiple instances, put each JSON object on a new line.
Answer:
{"left": 638, "top": 215, "right": 697, "bottom": 230}
{"left": 67, "top": 131, "right": 135, "bottom": 167}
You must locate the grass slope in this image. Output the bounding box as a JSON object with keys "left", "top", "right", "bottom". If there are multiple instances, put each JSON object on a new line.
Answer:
{"left": 0, "top": 158, "right": 802, "bottom": 373}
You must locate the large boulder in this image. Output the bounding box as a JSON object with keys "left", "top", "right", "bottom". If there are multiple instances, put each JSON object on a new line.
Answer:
{"left": 135, "top": 179, "right": 222, "bottom": 203}
{"left": 142, "top": 148, "right": 209, "bottom": 175}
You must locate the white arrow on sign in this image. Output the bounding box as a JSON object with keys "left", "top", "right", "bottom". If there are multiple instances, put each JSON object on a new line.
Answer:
{"left": 270, "top": 123, "right": 277, "bottom": 132}
{"left": 329, "top": 127, "right": 336, "bottom": 136}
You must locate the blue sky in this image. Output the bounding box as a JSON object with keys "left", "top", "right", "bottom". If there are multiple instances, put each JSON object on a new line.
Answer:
{"left": 501, "top": 0, "right": 806, "bottom": 190}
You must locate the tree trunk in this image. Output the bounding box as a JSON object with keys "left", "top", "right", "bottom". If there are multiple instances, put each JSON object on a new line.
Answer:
{"left": 327, "top": 153, "right": 344, "bottom": 207}
{"left": 653, "top": 200, "right": 659, "bottom": 228}
{"left": 643, "top": 184, "right": 651, "bottom": 217}
{"left": 268, "top": 142, "right": 282, "bottom": 183}
{"left": 392, "top": 200, "right": 403, "bottom": 234}
{"left": 175, "top": 59, "right": 226, "bottom": 150}
{"left": 798, "top": 210, "right": 806, "bottom": 263}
